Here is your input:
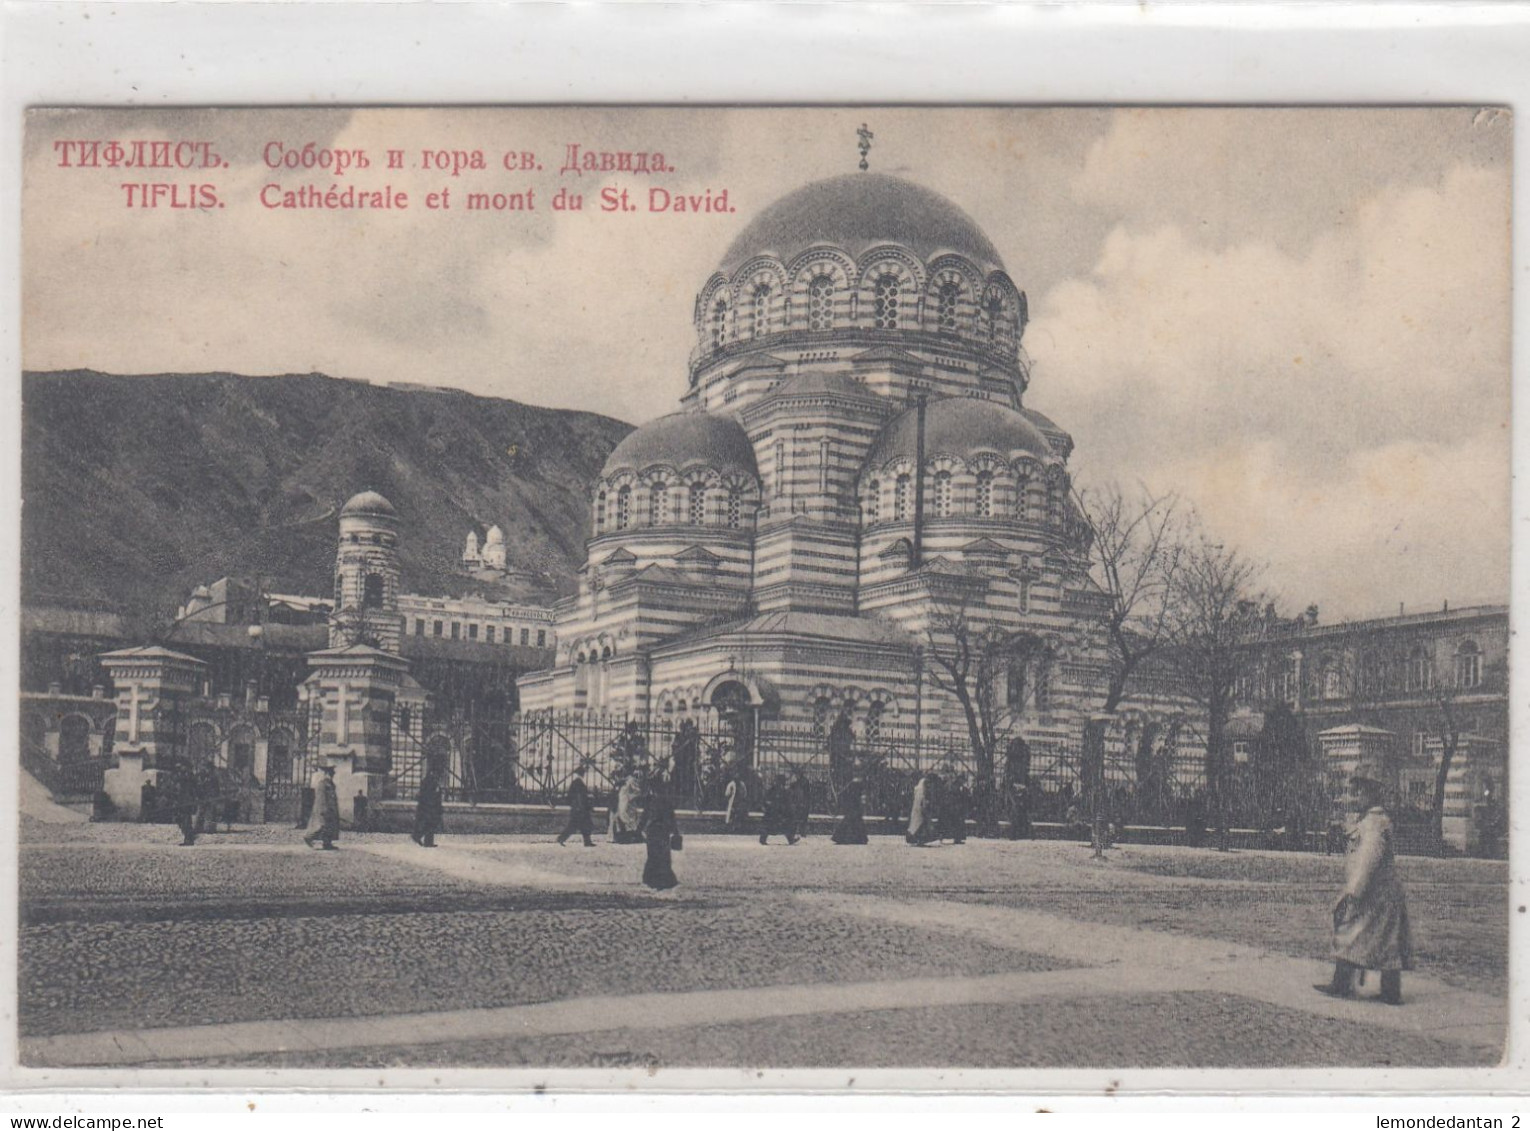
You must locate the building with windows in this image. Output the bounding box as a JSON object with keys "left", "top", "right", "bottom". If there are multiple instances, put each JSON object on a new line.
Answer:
{"left": 1230, "top": 604, "right": 1508, "bottom": 851}
{"left": 518, "top": 170, "right": 1174, "bottom": 772}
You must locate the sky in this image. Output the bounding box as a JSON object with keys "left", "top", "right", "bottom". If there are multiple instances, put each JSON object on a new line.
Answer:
{"left": 22, "top": 106, "right": 1512, "bottom": 622}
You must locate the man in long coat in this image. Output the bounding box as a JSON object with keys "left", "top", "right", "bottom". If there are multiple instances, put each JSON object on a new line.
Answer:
{"left": 940, "top": 772, "right": 971, "bottom": 844}
{"left": 1315, "top": 764, "right": 1413, "bottom": 1004}
{"left": 412, "top": 766, "right": 444, "bottom": 848}
{"left": 831, "top": 776, "right": 869, "bottom": 845}
{"left": 303, "top": 765, "right": 341, "bottom": 850}
{"left": 556, "top": 765, "right": 596, "bottom": 846}
{"left": 788, "top": 771, "right": 812, "bottom": 840}
{"left": 759, "top": 774, "right": 798, "bottom": 845}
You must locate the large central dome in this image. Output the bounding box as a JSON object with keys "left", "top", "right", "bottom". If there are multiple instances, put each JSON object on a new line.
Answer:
{"left": 718, "top": 173, "right": 1005, "bottom": 276}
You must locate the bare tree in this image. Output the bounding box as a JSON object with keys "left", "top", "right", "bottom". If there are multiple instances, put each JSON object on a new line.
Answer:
{"left": 923, "top": 589, "right": 1050, "bottom": 786}
{"left": 1077, "top": 483, "right": 1185, "bottom": 714}
{"left": 1160, "top": 529, "right": 1270, "bottom": 850}
{"left": 1076, "top": 483, "right": 1186, "bottom": 855}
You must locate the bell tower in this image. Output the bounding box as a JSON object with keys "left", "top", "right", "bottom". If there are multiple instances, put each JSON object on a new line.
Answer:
{"left": 332, "top": 491, "right": 403, "bottom": 653}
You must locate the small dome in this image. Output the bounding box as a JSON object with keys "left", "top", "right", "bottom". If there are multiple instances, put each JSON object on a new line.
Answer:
{"left": 340, "top": 490, "right": 396, "bottom": 519}
{"left": 485, "top": 525, "right": 505, "bottom": 545}
{"left": 192, "top": 585, "right": 212, "bottom": 599}
{"left": 719, "top": 173, "right": 1005, "bottom": 277}
{"left": 864, "top": 397, "right": 1054, "bottom": 472}
{"left": 602, "top": 412, "right": 758, "bottom": 478}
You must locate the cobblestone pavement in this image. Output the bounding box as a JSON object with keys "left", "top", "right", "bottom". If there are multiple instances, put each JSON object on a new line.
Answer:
{"left": 18, "top": 822, "right": 1510, "bottom": 1068}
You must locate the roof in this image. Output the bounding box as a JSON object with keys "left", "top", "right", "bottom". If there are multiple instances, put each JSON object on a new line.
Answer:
{"left": 865, "top": 396, "right": 1054, "bottom": 471}
{"left": 601, "top": 411, "right": 758, "bottom": 478}
{"left": 718, "top": 173, "right": 1005, "bottom": 277}
{"left": 340, "top": 490, "right": 397, "bottom": 520}
{"left": 98, "top": 645, "right": 207, "bottom": 667}
{"left": 674, "top": 610, "right": 917, "bottom": 650}
{"left": 768, "top": 371, "right": 884, "bottom": 402}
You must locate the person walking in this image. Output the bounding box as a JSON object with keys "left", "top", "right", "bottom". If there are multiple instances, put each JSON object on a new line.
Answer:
{"left": 789, "top": 770, "right": 812, "bottom": 840}
{"left": 906, "top": 772, "right": 940, "bottom": 846}
{"left": 1316, "top": 764, "right": 1414, "bottom": 1005}
{"left": 303, "top": 765, "right": 341, "bottom": 850}
{"left": 759, "top": 774, "right": 798, "bottom": 845}
{"left": 608, "top": 770, "right": 647, "bottom": 843}
{"left": 940, "top": 771, "right": 971, "bottom": 844}
{"left": 724, "top": 773, "right": 746, "bottom": 831}
{"left": 173, "top": 768, "right": 198, "bottom": 847}
{"left": 642, "top": 774, "right": 681, "bottom": 891}
{"left": 1005, "top": 781, "right": 1032, "bottom": 840}
{"left": 556, "top": 765, "right": 596, "bottom": 847}
{"left": 831, "top": 775, "right": 869, "bottom": 845}
{"left": 411, "top": 765, "right": 444, "bottom": 848}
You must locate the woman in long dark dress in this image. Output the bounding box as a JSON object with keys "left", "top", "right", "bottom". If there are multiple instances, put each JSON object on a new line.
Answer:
{"left": 831, "top": 777, "right": 869, "bottom": 845}
{"left": 642, "top": 776, "right": 680, "bottom": 891}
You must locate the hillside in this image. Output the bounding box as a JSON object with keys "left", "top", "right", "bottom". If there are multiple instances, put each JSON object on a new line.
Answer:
{"left": 21, "top": 370, "right": 633, "bottom": 617}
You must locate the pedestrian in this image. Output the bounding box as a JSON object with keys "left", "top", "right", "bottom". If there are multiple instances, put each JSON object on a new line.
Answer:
{"left": 412, "top": 766, "right": 444, "bottom": 848}
{"left": 642, "top": 773, "right": 681, "bottom": 891}
{"left": 940, "top": 771, "right": 971, "bottom": 844}
{"left": 1316, "top": 764, "right": 1413, "bottom": 1005}
{"left": 906, "top": 772, "right": 940, "bottom": 846}
{"left": 671, "top": 718, "right": 700, "bottom": 804}
{"left": 1006, "top": 781, "right": 1032, "bottom": 840}
{"left": 759, "top": 773, "right": 798, "bottom": 845}
{"left": 827, "top": 708, "right": 855, "bottom": 792}
{"left": 173, "top": 768, "right": 198, "bottom": 847}
{"left": 556, "top": 764, "right": 596, "bottom": 846}
{"left": 831, "top": 775, "right": 869, "bottom": 845}
{"left": 789, "top": 770, "right": 812, "bottom": 840}
{"left": 303, "top": 765, "right": 341, "bottom": 850}
{"left": 609, "top": 770, "right": 646, "bottom": 844}
{"left": 724, "top": 773, "right": 746, "bottom": 831}
{"left": 1184, "top": 788, "right": 1208, "bottom": 849}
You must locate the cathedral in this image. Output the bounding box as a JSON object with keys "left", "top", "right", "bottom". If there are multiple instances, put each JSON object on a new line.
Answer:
{"left": 518, "top": 170, "right": 1128, "bottom": 759}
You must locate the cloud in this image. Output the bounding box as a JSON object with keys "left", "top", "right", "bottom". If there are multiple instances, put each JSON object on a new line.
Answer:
{"left": 1030, "top": 161, "right": 1510, "bottom": 617}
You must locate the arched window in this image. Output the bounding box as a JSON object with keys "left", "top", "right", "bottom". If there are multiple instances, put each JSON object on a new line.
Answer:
{"left": 1456, "top": 640, "right": 1482, "bottom": 689}
{"left": 936, "top": 280, "right": 961, "bottom": 332}
{"left": 711, "top": 299, "right": 729, "bottom": 348}
{"left": 649, "top": 481, "right": 668, "bottom": 525}
{"left": 865, "top": 700, "right": 885, "bottom": 745}
{"left": 894, "top": 473, "right": 912, "bottom": 521}
{"left": 363, "top": 573, "right": 385, "bottom": 609}
{"left": 865, "top": 480, "right": 880, "bottom": 524}
{"left": 774, "top": 439, "right": 787, "bottom": 497}
{"left": 726, "top": 488, "right": 742, "bottom": 529}
{"left": 812, "top": 696, "right": 833, "bottom": 741}
{"left": 932, "top": 470, "right": 953, "bottom": 517}
{"left": 689, "top": 481, "right": 707, "bottom": 525}
{"left": 1406, "top": 645, "right": 1434, "bottom": 693}
{"left": 595, "top": 490, "right": 607, "bottom": 533}
{"left": 1014, "top": 473, "right": 1032, "bottom": 521}
{"left": 615, "top": 485, "right": 632, "bottom": 530}
{"left": 974, "top": 471, "right": 993, "bottom": 518}
{"left": 808, "top": 275, "right": 835, "bottom": 331}
{"left": 1017, "top": 576, "right": 1032, "bottom": 615}
{"left": 1046, "top": 475, "right": 1063, "bottom": 524}
{"left": 873, "top": 273, "right": 902, "bottom": 330}
{"left": 983, "top": 290, "right": 1005, "bottom": 345}
{"left": 750, "top": 283, "right": 771, "bottom": 339}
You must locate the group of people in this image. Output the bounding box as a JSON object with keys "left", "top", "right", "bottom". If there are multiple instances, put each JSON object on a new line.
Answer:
{"left": 555, "top": 765, "right": 680, "bottom": 890}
